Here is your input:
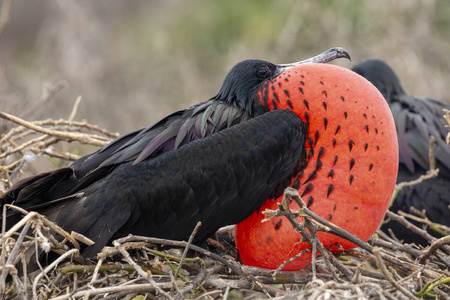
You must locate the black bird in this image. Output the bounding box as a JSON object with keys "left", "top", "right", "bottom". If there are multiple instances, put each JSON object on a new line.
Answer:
{"left": 1, "top": 48, "right": 350, "bottom": 257}
{"left": 352, "top": 59, "right": 450, "bottom": 244}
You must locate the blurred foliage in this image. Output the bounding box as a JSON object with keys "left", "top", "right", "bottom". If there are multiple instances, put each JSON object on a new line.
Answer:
{"left": 1, "top": 0, "right": 449, "bottom": 137}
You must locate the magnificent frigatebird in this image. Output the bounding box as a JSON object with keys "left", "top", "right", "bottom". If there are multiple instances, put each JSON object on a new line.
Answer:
{"left": 1, "top": 48, "right": 350, "bottom": 258}
{"left": 352, "top": 59, "right": 450, "bottom": 244}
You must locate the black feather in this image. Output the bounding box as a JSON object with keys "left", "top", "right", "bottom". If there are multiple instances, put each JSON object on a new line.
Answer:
{"left": 4, "top": 110, "right": 306, "bottom": 257}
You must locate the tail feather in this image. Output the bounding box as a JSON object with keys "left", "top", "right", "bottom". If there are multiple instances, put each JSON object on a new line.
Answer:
{"left": 1, "top": 168, "right": 75, "bottom": 209}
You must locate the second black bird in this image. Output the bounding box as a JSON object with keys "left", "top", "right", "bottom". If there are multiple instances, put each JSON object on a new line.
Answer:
{"left": 353, "top": 59, "right": 450, "bottom": 244}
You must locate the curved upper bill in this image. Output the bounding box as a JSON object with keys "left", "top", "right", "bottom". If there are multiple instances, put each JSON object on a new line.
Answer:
{"left": 275, "top": 47, "right": 351, "bottom": 76}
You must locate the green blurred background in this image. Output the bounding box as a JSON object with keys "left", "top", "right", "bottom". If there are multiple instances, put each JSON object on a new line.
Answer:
{"left": 1, "top": 0, "right": 449, "bottom": 135}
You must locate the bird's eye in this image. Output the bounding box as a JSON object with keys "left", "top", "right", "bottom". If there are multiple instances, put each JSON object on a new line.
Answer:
{"left": 256, "top": 66, "right": 270, "bottom": 78}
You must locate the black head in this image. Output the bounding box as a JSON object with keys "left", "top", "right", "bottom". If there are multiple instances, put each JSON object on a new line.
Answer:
{"left": 214, "top": 59, "right": 278, "bottom": 115}
{"left": 352, "top": 59, "right": 405, "bottom": 101}
{"left": 214, "top": 47, "right": 351, "bottom": 116}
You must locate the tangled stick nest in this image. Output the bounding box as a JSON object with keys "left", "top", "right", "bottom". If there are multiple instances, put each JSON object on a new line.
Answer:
{"left": 1, "top": 101, "right": 450, "bottom": 299}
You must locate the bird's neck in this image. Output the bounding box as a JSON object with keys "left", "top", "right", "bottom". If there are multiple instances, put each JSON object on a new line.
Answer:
{"left": 214, "top": 90, "right": 267, "bottom": 117}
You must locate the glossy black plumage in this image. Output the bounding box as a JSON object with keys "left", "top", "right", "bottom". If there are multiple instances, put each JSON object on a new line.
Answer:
{"left": 11, "top": 110, "right": 306, "bottom": 256}
{"left": 352, "top": 59, "right": 450, "bottom": 243}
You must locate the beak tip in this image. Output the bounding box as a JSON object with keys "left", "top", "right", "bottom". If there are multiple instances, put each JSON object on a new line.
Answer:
{"left": 329, "top": 47, "right": 351, "bottom": 61}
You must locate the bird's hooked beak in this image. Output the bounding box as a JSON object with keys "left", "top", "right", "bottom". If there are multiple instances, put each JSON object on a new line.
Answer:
{"left": 275, "top": 47, "right": 351, "bottom": 76}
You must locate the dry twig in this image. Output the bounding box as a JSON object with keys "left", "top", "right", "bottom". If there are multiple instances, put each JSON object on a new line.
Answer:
{"left": 0, "top": 106, "right": 118, "bottom": 192}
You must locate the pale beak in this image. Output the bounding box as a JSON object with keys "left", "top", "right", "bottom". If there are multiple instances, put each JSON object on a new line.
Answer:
{"left": 275, "top": 47, "right": 351, "bottom": 75}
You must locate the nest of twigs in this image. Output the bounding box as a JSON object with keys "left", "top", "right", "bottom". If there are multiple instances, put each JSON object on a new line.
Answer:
{"left": 1, "top": 101, "right": 450, "bottom": 300}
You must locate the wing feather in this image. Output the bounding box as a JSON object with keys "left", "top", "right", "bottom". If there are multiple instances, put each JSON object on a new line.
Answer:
{"left": 52, "top": 110, "right": 306, "bottom": 256}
